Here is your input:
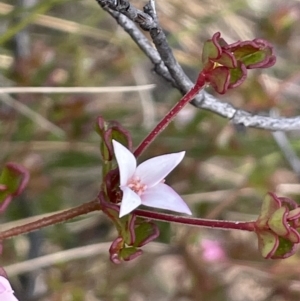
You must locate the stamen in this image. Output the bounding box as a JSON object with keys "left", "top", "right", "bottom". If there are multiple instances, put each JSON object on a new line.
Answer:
{"left": 128, "top": 176, "right": 147, "bottom": 196}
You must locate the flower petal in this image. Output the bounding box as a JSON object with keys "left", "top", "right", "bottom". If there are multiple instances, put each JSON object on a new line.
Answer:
{"left": 141, "top": 183, "right": 192, "bottom": 215}
{"left": 201, "top": 239, "right": 226, "bottom": 262}
{"left": 113, "top": 140, "right": 136, "bottom": 186}
{"left": 136, "top": 151, "right": 185, "bottom": 187}
{"left": 0, "top": 276, "right": 18, "bottom": 300}
{"left": 119, "top": 186, "right": 142, "bottom": 217}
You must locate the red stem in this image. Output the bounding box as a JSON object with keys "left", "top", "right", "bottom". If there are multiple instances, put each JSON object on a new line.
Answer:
{"left": 0, "top": 199, "right": 101, "bottom": 240}
{"left": 134, "top": 72, "right": 206, "bottom": 157}
{"left": 134, "top": 209, "right": 256, "bottom": 232}
{"left": 0, "top": 198, "right": 256, "bottom": 241}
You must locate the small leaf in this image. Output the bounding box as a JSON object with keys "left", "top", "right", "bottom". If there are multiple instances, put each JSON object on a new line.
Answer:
{"left": 124, "top": 214, "right": 136, "bottom": 246}
{"left": 0, "top": 163, "right": 29, "bottom": 213}
{"left": 268, "top": 206, "right": 289, "bottom": 236}
{"left": 133, "top": 220, "right": 160, "bottom": 247}
{"left": 0, "top": 163, "right": 29, "bottom": 198}
{"left": 232, "top": 44, "right": 259, "bottom": 58}
{"left": 257, "top": 230, "right": 279, "bottom": 259}
{"left": 285, "top": 227, "right": 300, "bottom": 244}
{"left": 119, "top": 246, "right": 143, "bottom": 261}
{"left": 206, "top": 66, "right": 230, "bottom": 94}
{"left": 232, "top": 41, "right": 276, "bottom": 69}
{"left": 95, "top": 117, "right": 111, "bottom": 161}
{"left": 95, "top": 116, "right": 133, "bottom": 161}
{"left": 279, "top": 196, "right": 298, "bottom": 210}
{"left": 109, "top": 237, "right": 124, "bottom": 264}
{"left": 239, "top": 50, "right": 267, "bottom": 68}
{"left": 256, "top": 193, "right": 281, "bottom": 229}
{"left": 110, "top": 124, "right": 132, "bottom": 152}
{"left": 228, "top": 63, "right": 247, "bottom": 88}
{"left": 202, "top": 32, "right": 222, "bottom": 64}
{"left": 271, "top": 237, "right": 296, "bottom": 259}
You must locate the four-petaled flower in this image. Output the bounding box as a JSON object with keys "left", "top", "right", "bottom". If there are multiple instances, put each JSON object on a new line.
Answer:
{"left": 112, "top": 140, "right": 192, "bottom": 217}
{"left": 0, "top": 276, "right": 19, "bottom": 301}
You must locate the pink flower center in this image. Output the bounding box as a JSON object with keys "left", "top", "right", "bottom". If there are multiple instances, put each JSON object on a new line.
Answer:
{"left": 128, "top": 176, "right": 147, "bottom": 196}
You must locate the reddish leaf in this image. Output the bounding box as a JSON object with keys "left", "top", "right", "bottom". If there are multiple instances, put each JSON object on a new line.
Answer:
{"left": 206, "top": 66, "right": 230, "bottom": 94}
{"left": 0, "top": 163, "right": 29, "bottom": 213}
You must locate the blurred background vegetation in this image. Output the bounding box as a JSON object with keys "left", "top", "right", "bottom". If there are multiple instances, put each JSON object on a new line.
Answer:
{"left": 1, "top": 0, "right": 300, "bottom": 300}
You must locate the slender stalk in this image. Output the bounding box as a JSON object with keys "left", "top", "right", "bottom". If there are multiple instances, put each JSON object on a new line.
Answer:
{"left": 134, "top": 72, "right": 206, "bottom": 157}
{"left": 0, "top": 199, "right": 101, "bottom": 240}
{"left": 0, "top": 196, "right": 256, "bottom": 242}
{"left": 134, "top": 209, "right": 256, "bottom": 232}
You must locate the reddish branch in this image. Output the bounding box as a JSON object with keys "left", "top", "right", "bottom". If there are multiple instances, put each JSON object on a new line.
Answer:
{"left": 0, "top": 199, "right": 101, "bottom": 240}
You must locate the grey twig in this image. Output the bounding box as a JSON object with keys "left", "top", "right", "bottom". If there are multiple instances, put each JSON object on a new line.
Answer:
{"left": 271, "top": 109, "right": 300, "bottom": 177}
{"left": 96, "top": 0, "right": 300, "bottom": 131}
{"left": 100, "top": 6, "right": 175, "bottom": 84}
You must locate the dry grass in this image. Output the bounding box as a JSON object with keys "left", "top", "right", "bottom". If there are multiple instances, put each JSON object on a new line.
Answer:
{"left": 1, "top": 0, "right": 300, "bottom": 300}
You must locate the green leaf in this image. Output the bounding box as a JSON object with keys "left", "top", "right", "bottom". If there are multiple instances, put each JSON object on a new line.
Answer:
{"left": 0, "top": 163, "right": 29, "bottom": 204}
{"left": 257, "top": 230, "right": 278, "bottom": 259}
{"left": 95, "top": 117, "right": 111, "bottom": 161}
{"left": 256, "top": 193, "right": 281, "bottom": 229}
{"left": 268, "top": 206, "right": 289, "bottom": 236}
{"left": 239, "top": 50, "right": 266, "bottom": 67}
{"left": 95, "top": 117, "right": 132, "bottom": 162}
{"left": 111, "top": 127, "right": 130, "bottom": 147}
{"left": 272, "top": 237, "right": 295, "bottom": 259}
{"left": 228, "top": 63, "right": 247, "bottom": 88}
{"left": 122, "top": 214, "right": 137, "bottom": 246}
{"left": 202, "top": 40, "right": 220, "bottom": 64}
{"left": 119, "top": 246, "right": 143, "bottom": 261}
{"left": 133, "top": 220, "right": 159, "bottom": 247}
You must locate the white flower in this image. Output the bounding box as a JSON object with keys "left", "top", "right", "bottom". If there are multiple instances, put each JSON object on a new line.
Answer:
{"left": 0, "top": 276, "right": 19, "bottom": 301}
{"left": 112, "top": 140, "right": 192, "bottom": 217}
